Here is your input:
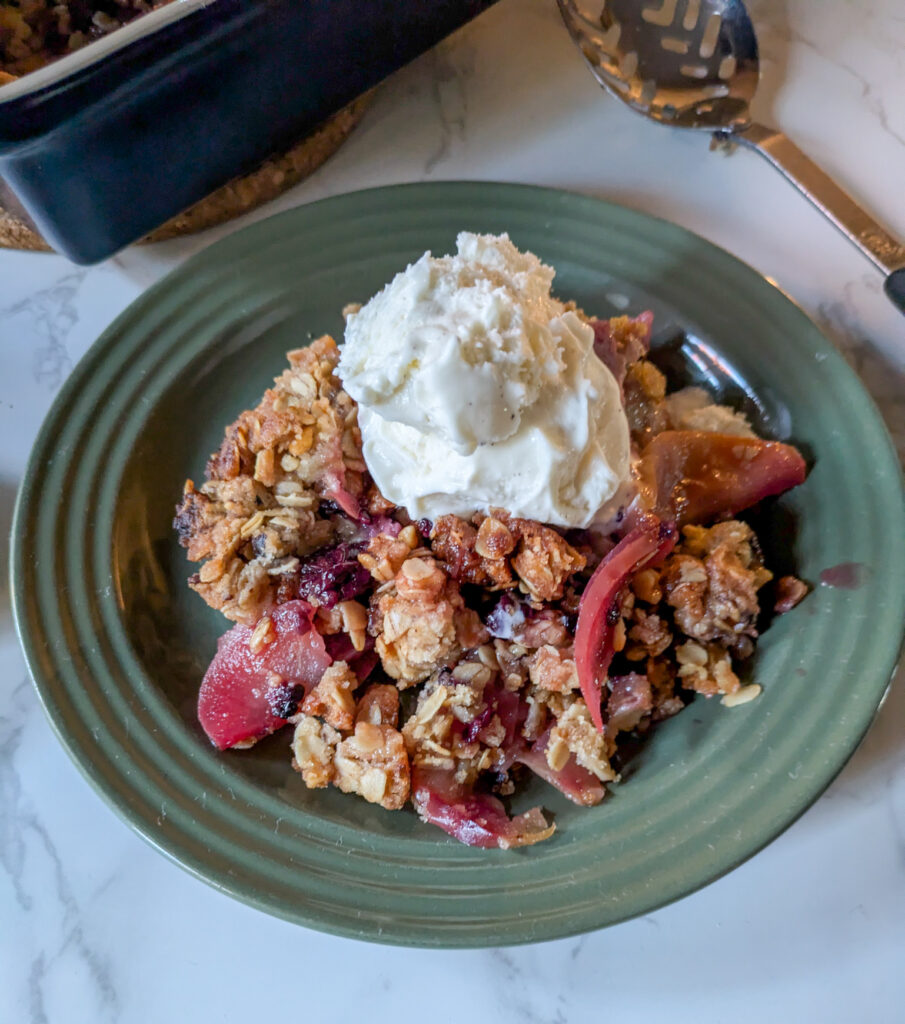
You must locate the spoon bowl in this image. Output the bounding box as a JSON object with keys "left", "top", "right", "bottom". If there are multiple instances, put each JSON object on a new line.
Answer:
{"left": 560, "top": 0, "right": 758, "bottom": 129}
{"left": 558, "top": 0, "right": 905, "bottom": 312}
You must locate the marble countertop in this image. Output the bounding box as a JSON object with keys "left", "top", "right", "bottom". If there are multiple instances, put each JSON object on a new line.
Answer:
{"left": 2, "top": 1, "right": 904, "bottom": 1020}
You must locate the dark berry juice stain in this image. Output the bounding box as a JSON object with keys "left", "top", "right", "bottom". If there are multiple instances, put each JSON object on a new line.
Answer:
{"left": 819, "top": 562, "right": 868, "bottom": 590}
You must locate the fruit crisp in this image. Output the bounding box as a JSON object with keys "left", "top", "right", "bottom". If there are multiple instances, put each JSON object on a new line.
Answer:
{"left": 175, "top": 309, "right": 808, "bottom": 849}
{"left": 1, "top": 1, "right": 173, "bottom": 78}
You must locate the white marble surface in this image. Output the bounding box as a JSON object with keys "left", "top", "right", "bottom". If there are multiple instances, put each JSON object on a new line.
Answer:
{"left": 2, "top": 1, "right": 905, "bottom": 1020}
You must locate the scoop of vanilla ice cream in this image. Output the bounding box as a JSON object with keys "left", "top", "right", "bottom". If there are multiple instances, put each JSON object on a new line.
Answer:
{"left": 340, "top": 232, "right": 567, "bottom": 455}
{"left": 338, "top": 232, "right": 631, "bottom": 529}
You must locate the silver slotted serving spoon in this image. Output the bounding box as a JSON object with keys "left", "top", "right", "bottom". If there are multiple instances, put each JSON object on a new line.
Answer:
{"left": 557, "top": 0, "right": 905, "bottom": 314}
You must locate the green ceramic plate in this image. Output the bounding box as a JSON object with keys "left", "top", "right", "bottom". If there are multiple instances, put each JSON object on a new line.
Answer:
{"left": 12, "top": 183, "right": 905, "bottom": 947}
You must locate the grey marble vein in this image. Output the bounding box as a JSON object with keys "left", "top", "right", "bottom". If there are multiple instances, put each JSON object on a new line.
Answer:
{"left": 1, "top": 271, "right": 86, "bottom": 393}
{"left": 424, "top": 42, "right": 472, "bottom": 174}
{"left": 789, "top": 28, "right": 905, "bottom": 150}
{"left": 1, "top": 669, "right": 119, "bottom": 1020}
{"left": 816, "top": 284, "right": 905, "bottom": 461}
{"left": 28, "top": 955, "right": 49, "bottom": 1024}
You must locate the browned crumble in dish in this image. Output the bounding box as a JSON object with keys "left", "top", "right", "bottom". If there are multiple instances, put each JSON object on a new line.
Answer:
{"left": 174, "top": 316, "right": 808, "bottom": 849}
{"left": 1, "top": 0, "right": 173, "bottom": 78}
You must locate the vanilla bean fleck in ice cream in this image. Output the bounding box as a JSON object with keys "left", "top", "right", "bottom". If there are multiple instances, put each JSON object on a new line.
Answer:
{"left": 338, "top": 232, "right": 632, "bottom": 528}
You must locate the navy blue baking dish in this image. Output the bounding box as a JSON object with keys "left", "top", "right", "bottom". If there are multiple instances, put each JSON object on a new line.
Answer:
{"left": 0, "top": 0, "right": 498, "bottom": 264}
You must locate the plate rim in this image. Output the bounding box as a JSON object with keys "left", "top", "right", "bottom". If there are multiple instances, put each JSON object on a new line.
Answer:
{"left": 11, "top": 180, "right": 905, "bottom": 947}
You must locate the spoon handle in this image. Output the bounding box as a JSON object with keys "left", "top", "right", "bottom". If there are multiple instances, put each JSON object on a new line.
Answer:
{"left": 721, "top": 123, "right": 905, "bottom": 315}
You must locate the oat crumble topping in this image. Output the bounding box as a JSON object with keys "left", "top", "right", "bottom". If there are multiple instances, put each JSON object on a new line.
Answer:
{"left": 176, "top": 308, "right": 808, "bottom": 849}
